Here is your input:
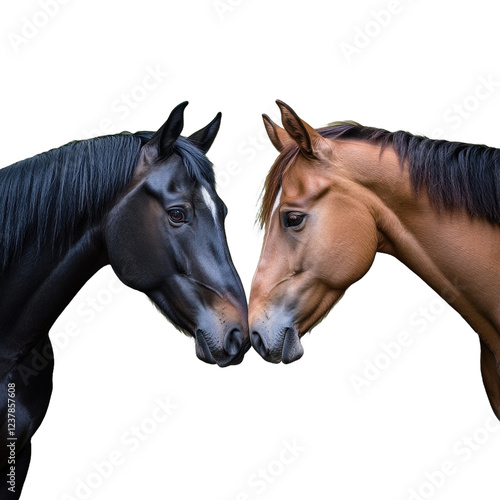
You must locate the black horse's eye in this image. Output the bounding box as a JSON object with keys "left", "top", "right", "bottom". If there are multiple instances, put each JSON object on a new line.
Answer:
{"left": 284, "top": 212, "right": 306, "bottom": 229}
{"left": 168, "top": 208, "right": 187, "bottom": 224}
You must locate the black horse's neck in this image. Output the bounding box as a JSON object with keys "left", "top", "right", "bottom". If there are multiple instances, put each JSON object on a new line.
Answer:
{"left": 0, "top": 133, "right": 145, "bottom": 370}
{"left": 0, "top": 224, "right": 108, "bottom": 499}
{"left": 0, "top": 225, "right": 106, "bottom": 367}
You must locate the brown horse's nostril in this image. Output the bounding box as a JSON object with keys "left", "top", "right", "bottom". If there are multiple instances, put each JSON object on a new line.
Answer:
{"left": 251, "top": 331, "right": 269, "bottom": 359}
{"left": 224, "top": 328, "right": 243, "bottom": 356}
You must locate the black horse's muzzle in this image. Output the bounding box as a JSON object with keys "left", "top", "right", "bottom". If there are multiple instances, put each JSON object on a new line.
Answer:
{"left": 194, "top": 321, "right": 250, "bottom": 367}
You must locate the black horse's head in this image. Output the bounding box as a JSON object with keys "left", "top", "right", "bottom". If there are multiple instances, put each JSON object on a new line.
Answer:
{"left": 104, "top": 102, "right": 249, "bottom": 366}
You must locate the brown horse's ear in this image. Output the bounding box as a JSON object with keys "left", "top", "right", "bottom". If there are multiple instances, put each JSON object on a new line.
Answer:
{"left": 262, "top": 114, "right": 291, "bottom": 152}
{"left": 150, "top": 101, "right": 188, "bottom": 157}
{"left": 276, "top": 100, "right": 325, "bottom": 158}
{"left": 188, "top": 112, "right": 222, "bottom": 153}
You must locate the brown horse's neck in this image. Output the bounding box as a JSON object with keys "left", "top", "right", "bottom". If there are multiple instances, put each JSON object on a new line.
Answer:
{"left": 348, "top": 140, "right": 500, "bottom": 353}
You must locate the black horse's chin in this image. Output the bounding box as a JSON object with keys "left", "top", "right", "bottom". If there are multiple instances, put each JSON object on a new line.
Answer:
{"left": 219, "top": 337, "right": 251, "bottom": 367}
{"left": 194, "top": 329, "right": 250, "bottom": 367}
{"left": 194, "top": 329, "right": 217, "bottom": 365}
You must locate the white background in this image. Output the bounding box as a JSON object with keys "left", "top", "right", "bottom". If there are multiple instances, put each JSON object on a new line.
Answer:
{"left": 2, "top": 1, "right": 500, "bottom": 499}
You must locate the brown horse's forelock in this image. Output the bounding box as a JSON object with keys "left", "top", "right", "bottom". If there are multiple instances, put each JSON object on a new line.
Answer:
{"left": 258, "top": 122, "right": 385, "bottom": 228}
{"left": 258, "top": 145, "right": 300, "bottom": 228}
{"left": 259, "top": 121, "right": 500, "bottom": 228}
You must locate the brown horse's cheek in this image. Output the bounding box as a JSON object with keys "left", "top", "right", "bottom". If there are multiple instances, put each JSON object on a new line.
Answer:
{"left": 320, "top": 214, "right": 378, "bottom": 289}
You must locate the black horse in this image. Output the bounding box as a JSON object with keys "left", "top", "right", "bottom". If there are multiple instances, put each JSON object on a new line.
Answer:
{"left": 0, "top": 102, "right": 249, "bottom": 498}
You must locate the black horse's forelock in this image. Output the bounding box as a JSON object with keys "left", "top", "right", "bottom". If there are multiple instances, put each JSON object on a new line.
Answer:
{"left": 0, "top": 131, "right": 215, "bottom": 273}
{"left": 172, "top": 136, "right": 216, "bottom": 188}
{"left": 137, "top": 132, "right": 215, "bottom": 188}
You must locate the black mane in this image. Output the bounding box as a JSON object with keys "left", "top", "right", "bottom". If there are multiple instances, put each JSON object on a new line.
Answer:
{"left": 320, "top": 122, "right": 500, "bottom": 225}
{"left": 0, "top": 132, "right": 215, "bottom": 272}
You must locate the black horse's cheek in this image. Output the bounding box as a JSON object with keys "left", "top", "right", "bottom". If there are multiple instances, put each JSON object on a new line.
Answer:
{"left": 104, "top": 192, "right": 168, "bottom": 292}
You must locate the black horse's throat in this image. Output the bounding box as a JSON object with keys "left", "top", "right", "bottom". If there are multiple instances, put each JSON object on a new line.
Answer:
{"left": 0, "top": 226, "right": 106, "bottom": 365}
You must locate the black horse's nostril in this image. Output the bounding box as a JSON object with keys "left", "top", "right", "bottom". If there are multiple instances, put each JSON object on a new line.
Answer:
{"left": 251, "top": 331, "right": 268, "bottom": 358}
{"left": 224, "top": 328, "right": 243, "bottom": 356}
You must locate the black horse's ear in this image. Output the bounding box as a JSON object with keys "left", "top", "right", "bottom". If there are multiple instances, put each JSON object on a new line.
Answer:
{"left": 150, "top": 101, "right": 188, "bottom": 157}
{"left": 188, "top": 112, "right": 222, "bottom": 153}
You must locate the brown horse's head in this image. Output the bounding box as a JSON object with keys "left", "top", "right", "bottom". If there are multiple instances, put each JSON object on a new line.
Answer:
{"left": 249, "top": 101, "right": 379, "bottom": 363}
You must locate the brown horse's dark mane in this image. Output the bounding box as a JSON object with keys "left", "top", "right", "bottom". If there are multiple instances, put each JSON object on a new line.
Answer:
{"left": 259, "top": 122, "right": 500, "bottom": 228}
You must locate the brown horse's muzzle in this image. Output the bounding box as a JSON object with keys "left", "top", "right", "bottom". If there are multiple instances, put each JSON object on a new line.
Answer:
{"left": 250, "top": 311, "right": 304, "bottom": 364}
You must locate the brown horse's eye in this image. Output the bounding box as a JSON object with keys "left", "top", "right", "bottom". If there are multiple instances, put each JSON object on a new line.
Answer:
{"left": 168, "top": 208, "right": 187, "bottom": 224}
{"left": 284, "top": 212, "right": 306, "bottom": 229}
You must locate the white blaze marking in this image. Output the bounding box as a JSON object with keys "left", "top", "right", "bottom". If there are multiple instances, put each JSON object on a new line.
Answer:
{"left": 271, "top": 187, "right": 282, "bottom": 218}
{"left": 201, "top": 186, "right": 217, "bottom": 220}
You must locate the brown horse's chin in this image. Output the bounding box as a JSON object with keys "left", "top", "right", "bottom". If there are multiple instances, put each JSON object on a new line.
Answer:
{"left": 296, "top": 288, "right": 346, "bottom": 335}
{"left": 282, "top": 327, "right": 304, "bottom": 364}
{"left": 251, "top": 324, "right": 304, "bottom": 364}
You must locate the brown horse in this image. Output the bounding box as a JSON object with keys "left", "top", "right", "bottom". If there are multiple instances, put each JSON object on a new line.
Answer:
{"left": 249, "top": 100, "right": 500, "bottom": 419}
